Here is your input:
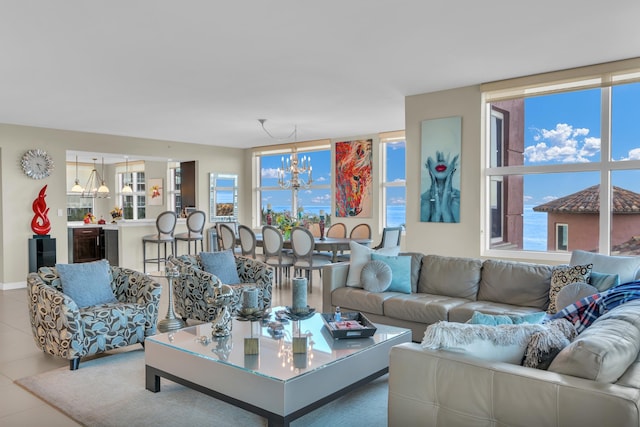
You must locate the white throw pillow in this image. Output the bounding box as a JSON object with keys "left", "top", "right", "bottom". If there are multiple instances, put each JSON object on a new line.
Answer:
{"left": 346, "top": 242, "right": 400, "bottom": 287}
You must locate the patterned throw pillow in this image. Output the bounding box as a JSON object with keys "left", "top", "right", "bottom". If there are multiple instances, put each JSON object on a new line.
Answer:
{"left": 547, "top": 264, "right": 593, "bottom": 314}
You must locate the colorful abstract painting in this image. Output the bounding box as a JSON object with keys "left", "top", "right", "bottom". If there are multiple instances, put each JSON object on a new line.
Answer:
{"left": 335, "top": 139, "right": 372, "bottom": 217}
{"left": 420, "top": 116, "right": 461, "bottom": 223}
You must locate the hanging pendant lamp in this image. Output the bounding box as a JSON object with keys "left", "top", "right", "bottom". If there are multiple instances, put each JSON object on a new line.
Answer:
{"left": 71, "top": 155, "right": 84, "bottom": 193}
{"left": 121, "top": 157, "right": 133, "bottom": 194}
{"left": 81, "top": 158, "right": 110, "bottom": 198}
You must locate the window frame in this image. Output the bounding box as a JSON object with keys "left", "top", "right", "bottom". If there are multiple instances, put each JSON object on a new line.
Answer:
{"left": 482, "top": 59, "right": 640, "bottom": 261}
{"left": 380, "top": 133, "right": 406, "bottom": 230}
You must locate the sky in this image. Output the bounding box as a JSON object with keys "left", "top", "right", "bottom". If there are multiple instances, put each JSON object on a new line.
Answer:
{"left": 522, "top": 82, "right": 640, "bottom": 206}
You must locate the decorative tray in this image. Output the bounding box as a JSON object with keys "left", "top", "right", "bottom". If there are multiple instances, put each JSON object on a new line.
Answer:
{"left": 321, "top": 311, "right": 377, "bottom": 339}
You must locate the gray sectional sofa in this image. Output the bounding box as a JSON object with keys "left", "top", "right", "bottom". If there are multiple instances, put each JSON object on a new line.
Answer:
{"left": 322, "top": 250, "right": 640, "bottom": 341}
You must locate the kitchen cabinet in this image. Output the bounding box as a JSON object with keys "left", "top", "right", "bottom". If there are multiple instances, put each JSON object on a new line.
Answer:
{"left": 68, "top": 227, "right": 104, "bottom": 263}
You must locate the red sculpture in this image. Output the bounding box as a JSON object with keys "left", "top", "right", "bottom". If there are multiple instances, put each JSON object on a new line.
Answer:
{"left": 31, "top": 185, "right": 51, "bottom": 235}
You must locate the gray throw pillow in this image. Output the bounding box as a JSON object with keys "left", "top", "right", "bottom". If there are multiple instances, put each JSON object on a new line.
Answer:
{"left": 555, "top": 282, "right": 598, "bottom": 312}
{"left": 200, "top": 250, "right": 241, "bottom": 284}
{"left": 57, "top": 260, "right": 116, "bottom": 308}
{"left": 360, "top": 260, "right": 392, "bottom": 292}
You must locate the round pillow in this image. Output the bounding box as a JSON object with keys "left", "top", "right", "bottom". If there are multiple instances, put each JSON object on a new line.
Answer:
{"left": 360, "top": 260, "right": 392, "bottom": 292}
{"left": 555, "top": 282, "right": 598, "bottom": 312}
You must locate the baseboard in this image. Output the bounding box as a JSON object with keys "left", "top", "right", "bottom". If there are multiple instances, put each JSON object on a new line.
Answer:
{"left": 1, "top": 281, "right": 27, "bottom": 291}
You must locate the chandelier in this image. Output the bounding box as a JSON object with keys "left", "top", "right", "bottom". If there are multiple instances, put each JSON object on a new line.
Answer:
{"left": 81, "top": 158, "right": 110, "bottom": 198}
{"left": 258, "top": 119, "right": 312, "bottom": 190}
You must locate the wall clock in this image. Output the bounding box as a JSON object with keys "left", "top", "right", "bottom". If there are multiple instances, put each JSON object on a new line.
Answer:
{"left": 21, "top": 149, "right": 54, "bottom": 179}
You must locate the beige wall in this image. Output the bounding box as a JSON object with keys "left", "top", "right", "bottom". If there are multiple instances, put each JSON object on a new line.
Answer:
{"left": 0, "top": 123, "right": 245, "bottom": 286}
{"left": 404, "top": 85, "right": 483, "bottom": 257}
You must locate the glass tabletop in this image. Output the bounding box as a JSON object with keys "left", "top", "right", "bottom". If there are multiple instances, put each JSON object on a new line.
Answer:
{"left": 147, "top": 306, "right": 409, "bottom": 382}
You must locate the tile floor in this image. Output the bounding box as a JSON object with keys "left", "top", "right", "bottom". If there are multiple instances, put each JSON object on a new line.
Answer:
{"left": 0, "top": 270, "right": 323, "bottom": 426}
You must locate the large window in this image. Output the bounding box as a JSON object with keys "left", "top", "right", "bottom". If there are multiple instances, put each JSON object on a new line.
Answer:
{"left": 117, "top": 171, "right": 146, "bottom": 220}
{"left": 256, "top": 143, "right": 331, "bottom": 226}
{"left": 484, "top": 62, "right": 640, "bottom": 258}
{"left": 381, "top": 134, "right": 406, "bottom": 229}
{"left": 168, "top": 164, "right": 182, "bottom": 215}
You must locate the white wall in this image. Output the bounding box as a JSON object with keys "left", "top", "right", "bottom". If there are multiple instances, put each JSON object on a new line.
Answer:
{"left": 0, "top": 123, "right": 245, "bottom": 286}
{"left": 404, "top": 85, "right": 484, "bottom": 257}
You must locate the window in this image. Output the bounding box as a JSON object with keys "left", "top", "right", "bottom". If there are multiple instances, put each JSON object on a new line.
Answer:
{"left": 381, "top": 133, "right": 406, "bottom": 229}
{"left": 67, "top": 195, "right": 93, "bottom": 221}
{"left": 168, "top": 164, "right": 182, "bottom": 215}
{"left": 117, "top": 171, "right": 146, "bottom": 220}
{"left": 483, "top": 60, "right": 640, "bottom": 259}
{"left": 255, "top": 142, "right": 331, "bottom": 226}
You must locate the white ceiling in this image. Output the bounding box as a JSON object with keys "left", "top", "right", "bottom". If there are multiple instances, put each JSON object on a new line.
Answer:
{"left": 2, "top": 1, "right": 639, "bottom": 155}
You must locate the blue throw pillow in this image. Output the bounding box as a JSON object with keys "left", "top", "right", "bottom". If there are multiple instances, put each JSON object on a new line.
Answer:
{"left": 370, "top": 254, "right": 411, "bottom": 294}
{"left": 57, "top": 260, "right": 116, "bottom": 308}
{"left": 589, "top": 271, "right": 620, "bottom": 292}
{"left": 469, "top": 311, "right": 547, "bottom": 326}
{"left": 200, "top": 250, "right": 241, "bottom": 284}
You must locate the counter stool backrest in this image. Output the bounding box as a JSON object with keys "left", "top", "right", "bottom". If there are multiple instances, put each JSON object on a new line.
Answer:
{"left": 156, "top": 211, "right": 178, "bottom": 238}
{"left": 186, "top": 210, "right": 206, "bottom": 237}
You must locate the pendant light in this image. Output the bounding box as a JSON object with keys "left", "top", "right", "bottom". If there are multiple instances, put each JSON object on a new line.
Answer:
{"left": 81, "top": 158, "right": 110, "bottom": 198}
{"left": 121, "top": 156, "right": 133, "bottom": 194}
{"left": 71, "top": 155, "right": 84, "bottom": 192}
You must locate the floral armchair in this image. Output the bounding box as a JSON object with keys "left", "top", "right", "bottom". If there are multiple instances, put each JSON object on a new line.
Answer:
{"left": 169, "top": 254, "right": 273, "bottom": 322}
{"left": 26, "top": 266, "right": 162, "bottom": 370}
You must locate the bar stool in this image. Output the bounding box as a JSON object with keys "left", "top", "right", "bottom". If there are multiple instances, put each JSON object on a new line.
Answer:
{"left": 142, "top": 211, "right": 177, "bottom": 273}
{"left": 175, "top": 210, "right": 206, "bottom": 255}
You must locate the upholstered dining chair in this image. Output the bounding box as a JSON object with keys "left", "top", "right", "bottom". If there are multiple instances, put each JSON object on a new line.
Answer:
{"left": 142, "top": 210, "right": 178, "bottom": 273}
{"left": 217, "top": 222, "right": 241, "bottom": 254}
{"left": 336, "top": 223, "right": 373, "bottom": 262}
{"left": 290, "top": 226, "right": 331, "bottom": 292}
{"left": 26, "top": 261, "right": 162, "bottom": 370}
{"left": 174, "top": 210, "right": 206, "bottom": 255}
{"left": 262, "top": 225, "right": 294, "bottom": 287}
{"left": 373, "top": 226, "right": 403, "bottom": 249}
{"left": 238, "top": 224, "right": 263, "bottom": 260}
{"left": 327, "top": 222, "right": 347, "bottom": 238}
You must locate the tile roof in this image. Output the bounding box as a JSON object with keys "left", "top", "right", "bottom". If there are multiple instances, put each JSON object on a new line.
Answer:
{"left": 533, "top": 185, "right": 640, "bottom": 214}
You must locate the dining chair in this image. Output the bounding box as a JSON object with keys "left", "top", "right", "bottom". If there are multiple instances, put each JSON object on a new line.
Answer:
{"left": 174, "top": 210, "right": 206, "bottom": 255}
{"left": 217, "top": 222, "right": 241, "bottom": 254}
{"left": 142, "top": 210, "right": 178, "bottom": 273}
{"left": 327, "top": 222, "right": 347, "bottom": 238}
{"left": 349, "top": 223, "right": 372, "bottom": 239}
{"left": 238, "top": 224, "right": 264, "bottom": 260}
{"left": 261, "top": 225, "right": 294, "bottom": 287}
{"left": 373, "top": 226, "right": 403, "bottom": 249}
{"left": 290, "top": 226, "right": 331, "bottom": 293}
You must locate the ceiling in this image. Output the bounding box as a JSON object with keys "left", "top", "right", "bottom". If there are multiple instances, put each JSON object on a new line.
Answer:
{"left": 2, "top": 1, "right": 639, "bottom": 156}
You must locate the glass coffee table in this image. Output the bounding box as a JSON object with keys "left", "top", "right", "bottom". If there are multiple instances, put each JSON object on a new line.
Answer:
{"left": 145, "top": 306, "right": 411, "bottom": 427}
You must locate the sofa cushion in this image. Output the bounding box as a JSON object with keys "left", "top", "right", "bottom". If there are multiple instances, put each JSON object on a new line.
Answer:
{"left": 371, "top": 254, "right": 411, "bottom": 294}
{"left": 330, "top": 287, "right": 399, "bottom": 316}
{"left": 478, "top": 259, "right": 553, "bottom": 310}
{"left": 469, "top": 311, "right": 547, "bottom": 326}
{"left": 548, "top": 299, "right": 640, "bottom": 383}
{"left": 57, "top": 260, "right": 117, "bottom": 308}
{"left": 449, "top": 301, "right": 548, "bottom": 324}
{"left": 547, "top": 264, "right": 592, "bottom": 314}
{"left": 570, "top": 249, "right": 640, "bottom": 284}
{"left": 199, "top": 250, "right": 241, "bottom": 285}
{"left": 345, "top": 242, "right": 400, "bottom": 288}
{"left": 383, "top": 293, "right": 468, "bottom": 325}
{"left": 418, "top": 255, "right": 482, "bottom": 300}
{"left": 421, "top": 321, "right": 549, "bottom": 364}
{"left": 555, "top": 282, "right": 598, "bottom": 312}
{"left": 360, "top": 260, "right": 392, "bottom": 292}
{"left": 589, "top": 271, "right": 620, "bottom": 292}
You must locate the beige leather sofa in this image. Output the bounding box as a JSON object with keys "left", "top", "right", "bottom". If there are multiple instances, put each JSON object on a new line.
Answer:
{"left": 388, "top": 299, "right": 640, "bottom": 426}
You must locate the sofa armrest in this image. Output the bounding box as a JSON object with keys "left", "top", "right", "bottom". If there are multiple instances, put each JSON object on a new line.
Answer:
{"left": 389, "top": 342, "right": 640, "bottom": 427}
{"left": 322, "top": 262, "right": 350, "bottom": 313}
{"left": 26, "top": 272, "right": 84, "bottom": 358}
{"left": 235, "top": 256, "right": 274, "bottom": 287}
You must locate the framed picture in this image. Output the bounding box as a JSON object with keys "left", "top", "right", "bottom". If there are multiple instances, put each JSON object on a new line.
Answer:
{"left": 335, "top": 139, "right": 373, "bottom": 217}
{"left": 148, "top": 178, "right": 163, "bottom": 206}
{"left": 420, "top": 116, "right": 461, "bottom": 223}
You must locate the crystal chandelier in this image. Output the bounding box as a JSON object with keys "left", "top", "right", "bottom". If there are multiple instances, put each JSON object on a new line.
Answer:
{"left": 278, "top": 150, "right": 312, "bottom": 190}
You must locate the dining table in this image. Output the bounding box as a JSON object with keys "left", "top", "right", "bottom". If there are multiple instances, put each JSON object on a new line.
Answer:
{"left": 254, "top": 235, "right": 372, "bottom": 263}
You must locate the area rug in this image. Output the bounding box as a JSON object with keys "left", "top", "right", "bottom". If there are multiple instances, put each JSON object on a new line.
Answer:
{"left": 15, "top": 348, "right": 388, "bottom": 426}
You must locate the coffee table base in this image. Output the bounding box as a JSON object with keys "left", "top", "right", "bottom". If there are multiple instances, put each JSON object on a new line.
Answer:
{"left": 146, "top": 364, "right": 388, "bottom": 427}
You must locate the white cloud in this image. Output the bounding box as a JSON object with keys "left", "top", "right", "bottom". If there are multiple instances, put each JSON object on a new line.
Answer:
{"left": 312, "top": 194, "right": 331, "bottom": 203}
{"left": 388, "top": 196, "right": 406, "bottom": 205}
{"left": 261, "top": 167, "right": 280, "bottom": 179}
{"left": 542, "top": 195, "right": 558, "bottom": 203}
{"left": 523, "top": 195, "right": 533, "bottom": 202}
{"left": 315, "top": 176, "right": 327, "bottom": 182}
{"left": 391, "top": 178, "right": 406, "bottom": 184}
{"left": 525, "top": 123, "right": 600, "bottom": 163}
{"left": 620, "top": 148, "right": 640, "bottom": 161}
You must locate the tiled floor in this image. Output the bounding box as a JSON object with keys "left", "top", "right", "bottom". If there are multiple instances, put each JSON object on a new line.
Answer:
{"left": 0, "top": 270, "right": 322, "bottom": 426}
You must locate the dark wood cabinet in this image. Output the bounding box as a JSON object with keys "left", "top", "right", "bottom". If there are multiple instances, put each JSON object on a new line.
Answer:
{"left": 69, "top": 227, "right": 103, "bottom": 263}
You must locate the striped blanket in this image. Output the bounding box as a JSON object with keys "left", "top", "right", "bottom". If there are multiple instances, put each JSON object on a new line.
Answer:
{"left": 549, "top": 281, "right": 640, "bottom": 333}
